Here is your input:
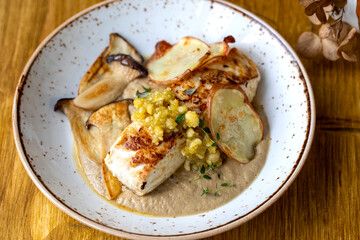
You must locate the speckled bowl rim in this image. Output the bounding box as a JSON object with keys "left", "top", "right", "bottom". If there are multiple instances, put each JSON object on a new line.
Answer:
{"left": 12, "top": 0, "right": 316, "bottom": 239}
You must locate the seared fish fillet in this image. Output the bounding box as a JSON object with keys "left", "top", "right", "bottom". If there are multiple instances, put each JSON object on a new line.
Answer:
{"left": 104, "top": 121, "right": 185, "bottom": 196}
{"left": 170, "top": 48, "right": 260, "bottom": 113}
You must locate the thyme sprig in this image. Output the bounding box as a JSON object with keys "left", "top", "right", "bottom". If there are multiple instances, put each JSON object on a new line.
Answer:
{"left": 201, "top": 183, "right": 235, "bottom": 197}
{"left": 191, "top": 163, "right": 218, "bottom": 182}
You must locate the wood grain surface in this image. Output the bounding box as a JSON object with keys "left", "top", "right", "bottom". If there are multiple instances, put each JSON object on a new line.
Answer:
{"left": 1, "top": 0, "right": 359, "bottom": 239}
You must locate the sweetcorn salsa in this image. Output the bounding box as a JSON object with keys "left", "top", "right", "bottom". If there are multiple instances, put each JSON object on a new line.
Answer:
{"left": 132, "top": 88, "right": 222, "bottom": 171}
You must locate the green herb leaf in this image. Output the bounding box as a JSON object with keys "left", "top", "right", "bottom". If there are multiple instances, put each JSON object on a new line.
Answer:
{"left": 203, "top": 175, "right": 212, "bottom": 180}
{"left": 211, "top": 142, "right": 217, "bottom": 147}
{"left": 199, "top": 119, "right": 204, "bottom": 128}
{"left": 216, "top": 132, "right": 220, "bottom": 141}
{"left": 200, "top": 165, "right": 205, "bottom": 174}
{"left": 201, "top": 187, "right": 210, "bottom": 197}
{"left": 229, "top": 183, "right": 234, "bottom": 187}
{"left": 184, "top": 88, "right": 196, "bottom": 95}
{"left": 175, "top": 113, "right": 185, "bottom": 124}
{"left": 142, "top": 86, "right": 151, "bottom": 92}
{"left": 214, "top": 192, "right": 218, "bottom": 196}
{"left": 210, "top": 162, "right": 217, "bottom": 170}
{"left": 203, "top": 127, "right": 211, "bottom": 133}
{"left": 221, "top": 183, "right": 228, "bottom": 187}
{"left": 136, "top": 86, "right": 152, "bottom": 98}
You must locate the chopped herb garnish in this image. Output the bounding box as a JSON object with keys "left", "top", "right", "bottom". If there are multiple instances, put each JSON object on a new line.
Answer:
{"left": 200, "top": 183, "right": 235, "bottom": 197}
{"left": 199, "top": 119, "right": 204, "bottom": 128}
{"left": 175, "top": 113, "right": 185, "bottom": 124}
{"left": 201, "top": 187, "right": 210, "bottom": 197}
{"left": 191, "top": 163, "right": 218, "bottom": 182}
{"left": 211, "top": 142, "right": 217, "bottom": 147}
{"left": 203, "top": 175, "right": 212, "bottom": 180}
{"left": 142, "top": 86, "right": 151, "bottom": 92}
{"left": 216, "top": 132, "right": 220, "bottom": 141}
{"left": 200, "top": 165, "right": 205, "bottom": 174}
{"left": 136, "top": 85, "right": 151, "bottom": 98}
{"left": 203, "top": 127, "right": 211, "bottom": 133}
{"left": 184, "top": 88, "right": 196, "bottom": 95}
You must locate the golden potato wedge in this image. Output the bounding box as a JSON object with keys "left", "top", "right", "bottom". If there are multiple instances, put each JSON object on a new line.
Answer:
{"left": 207, "top": 84, "right": 264, "bottom": 163}
{"left": 147, "top": 37, "right": 210, "bottom": 84}
{"left": 102, "top": 160, "right": 122, "bottom": 200}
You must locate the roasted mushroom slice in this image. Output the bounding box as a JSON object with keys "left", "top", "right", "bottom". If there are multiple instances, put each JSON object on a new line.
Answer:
{"left": 76, "top": 33, "right": 145, "bottom": 109}
{"left": 86, "top": 99, "right": 132, "bottom": 154}
{"left": 54, "top": 98, "right": 102, "bottom": 164}
{"left": 208, "top": 84, "right": 264, "bottom": 163}
{"left": 73, "top": 55, "right": 147, "bottom": 110}
{"left": 86, "top": 100, "right": 132, "bottom": 199}
{"left": 78, "top": 33, "right": 144, "bottom": 94}
{"left": 78, "top": 47, "right": 109, "bottom": 94}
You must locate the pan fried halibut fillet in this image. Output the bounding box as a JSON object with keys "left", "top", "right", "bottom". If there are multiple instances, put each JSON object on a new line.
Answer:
{"left": 170, "top": 48, "right": 260, "bottom": 113}
{"left": 104, "top": 121, "right": 185, "bottom": 196}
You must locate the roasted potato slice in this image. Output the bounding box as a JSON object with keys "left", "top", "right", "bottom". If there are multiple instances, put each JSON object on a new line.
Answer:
{"left": 147, "top": 37, "right": 210, "bottom": 84}
{"left": 205, "top": 48, "right": 260, "bottom": 84}
{"left": 147, "top": 36, "right": 235, "bottom": 85}
{"left": 208, "top": 84, "right": 264, "bottom": 163}
{"left": 197, "top": 35, "right": 235, "bottom": 68}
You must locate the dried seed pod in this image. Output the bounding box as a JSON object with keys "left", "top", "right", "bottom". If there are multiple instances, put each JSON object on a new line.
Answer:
{"left": 319, "top": 21, "right": 352, "bottom": 43}
{"left": 323, "top": 4, "right": 334, "bottom": 12}
{"left": 322, "top": 39, "right": 340, "bottom": 61}
{"left": 296, "top": 32, "right": 323, "bottom": 58}
{"left": 307, "top": 12, "right": 329, "bottom": 25}
{"left": 337, "top": 28, "right": 360, "bottom": 62}
{"left": 299, "top": 0, "right": 314, "bottom": 7}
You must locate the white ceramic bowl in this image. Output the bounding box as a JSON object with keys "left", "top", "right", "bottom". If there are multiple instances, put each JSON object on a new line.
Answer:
{"left": 13, "top": 0, "right": 315, "bottom": 239}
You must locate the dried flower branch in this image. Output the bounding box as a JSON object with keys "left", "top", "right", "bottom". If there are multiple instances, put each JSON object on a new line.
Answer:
{"left": 337, "top": 28, "right": 360, "bottom": 62}
{"left": 297, "top": 0, "right": 359, "bottom": 62}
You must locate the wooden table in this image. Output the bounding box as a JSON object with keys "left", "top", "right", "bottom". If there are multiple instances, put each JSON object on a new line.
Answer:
{"left": 1, "top": 0, "right": 359, "bottom": 239}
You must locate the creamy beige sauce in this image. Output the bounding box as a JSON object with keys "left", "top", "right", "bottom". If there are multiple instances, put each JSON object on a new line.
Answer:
{"left": 77, "top": 78, "right": 269, "bottom": 217}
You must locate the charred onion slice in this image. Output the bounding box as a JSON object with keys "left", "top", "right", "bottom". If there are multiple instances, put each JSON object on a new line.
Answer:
{"left": 147, "top": 37, "right": 210, "bottom": 84}
{"left": 208, "top": 84, "right": 264, "bottom": 163}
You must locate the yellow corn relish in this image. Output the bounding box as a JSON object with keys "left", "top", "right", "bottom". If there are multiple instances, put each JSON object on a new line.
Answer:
{"left": 132, "top": 88, "right": 223, "bottom": 171}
